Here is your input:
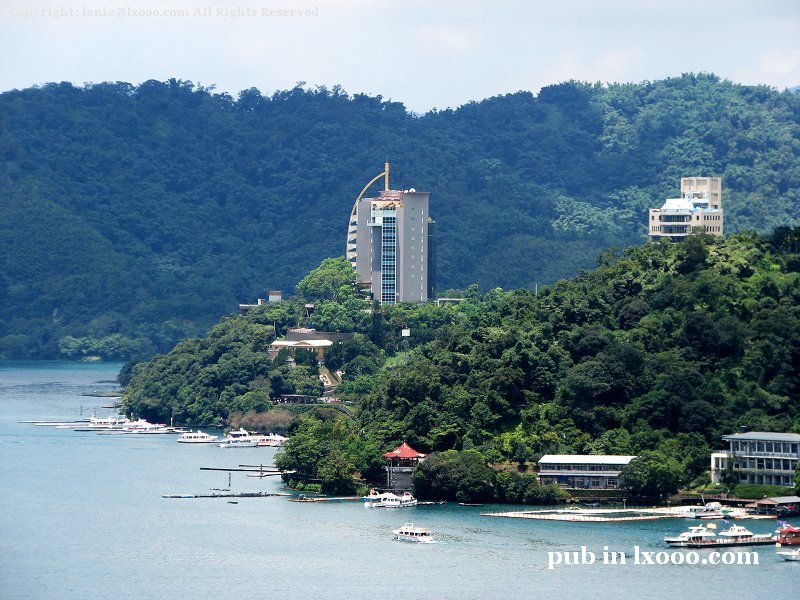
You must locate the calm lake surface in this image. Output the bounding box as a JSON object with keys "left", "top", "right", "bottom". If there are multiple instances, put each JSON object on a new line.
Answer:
{"left": 0, "top": 360, "right": 796, "bottom": 600}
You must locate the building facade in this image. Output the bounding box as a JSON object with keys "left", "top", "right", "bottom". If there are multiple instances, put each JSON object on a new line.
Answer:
{"left": 346, "top": 164, "right": 434, "bottom": 304}
{"left": 711, "top": 431, "right": 800, "bottom": 487}
{"left": 649, "top": 176, "right": 724, "bottom": 241}
{"left": 538, "top": 455, "right": 636, "bottom": 489}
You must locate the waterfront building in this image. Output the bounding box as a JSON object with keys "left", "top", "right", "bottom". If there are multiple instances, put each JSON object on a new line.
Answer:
{"left": 346, "top": 163, "right": 435, "bottom": 304}
{"left": 383, "top": 441, "right": 426, "bottom": 491}
{"left": 648, "top": 176, "right": 724, "bottom": 241}
{"left": 537, "top": 455, "right": 636, "bottom": 490}
{"left": 710, "top": 431, "right": 800, "bottom": 487}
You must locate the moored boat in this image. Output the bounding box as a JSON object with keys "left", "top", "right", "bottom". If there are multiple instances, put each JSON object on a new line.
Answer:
{"left": 177, "top": 430, "right": 219, "bottom": 443}
{"left": 392, "top": 523, "right": 435, "bottom": 543}
{"left": 254, "top": 433, "right": 288, "bottom": 447}
{"left": 363, "top": 490, "right": 418, "bottom": 508}
{"left": 666, "top": 523, "right": 775, "bottom": 548}
{"left": 664, "top": 525, "right": 718, "bottom": 546}
{"left": 218, "top": 428, "right": 258, "bottom": 447}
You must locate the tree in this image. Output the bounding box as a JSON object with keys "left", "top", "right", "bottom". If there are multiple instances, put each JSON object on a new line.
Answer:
{"left": 412, "top": 450, "right": 495, "bottom": 503}
{"left": 296, "top": 258, "right": 358, "bottom": 302}
{"left": 619, "top": 451, "right": 683, "bottom": 499}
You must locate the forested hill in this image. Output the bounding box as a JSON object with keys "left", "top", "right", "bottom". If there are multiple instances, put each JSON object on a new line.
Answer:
{"left": 123, "top": 230, "right": 800, "bottom": 497}
{"left": 2, "top": 74, "right": 800, "bottom": 359}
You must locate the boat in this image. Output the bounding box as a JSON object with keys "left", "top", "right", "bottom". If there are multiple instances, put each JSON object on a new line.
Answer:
{"left": 363, "top": 490, "right": 417, "bottom": 508}
{"left": 177, "top": 430, "right": 219, "bottom": 443}
{"left": 777, "top": 523, "right": 800, "bottom": 546}
{"left": 217, "top": 429, "right": 285, "bottom": 447}
{"left": 776, "top": 548, "right": 800, "bottom": 561}
{"left": 392, "top": 523, "right": 435, "bottom": 543}
{"left": 71, "top": 414, "right": 131, "bottom": 430}
{"left": 121, "top": 419, "right": 174, "bottom": 434}
{"left": 716, "top": 524, "right": 775, "bottom": 544}
{"left": 664, "top": 525, "right": 718, "bottom": 546}
{"left": 217, "top": 428, "right": 259, "bottom": 447}
{"left": 254, "top": 433, "right": 288, "bottom": 447}
{"left": 666, "top": 523, "right": 775, "bottom": 548}
{"left": 382, "top": 492, "right": 418, "bottom": 508}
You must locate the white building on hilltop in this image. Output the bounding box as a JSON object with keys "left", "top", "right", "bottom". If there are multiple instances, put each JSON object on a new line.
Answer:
{"left": 649, "top": 177, "right": 723, "bottom": 241}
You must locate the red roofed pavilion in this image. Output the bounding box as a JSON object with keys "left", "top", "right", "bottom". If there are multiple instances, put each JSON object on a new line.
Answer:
{"left": 383, "top": 441, "right": 426, "bottom": 460}
{"left": 383, "top": 442, "right": 426, "bottom": 491}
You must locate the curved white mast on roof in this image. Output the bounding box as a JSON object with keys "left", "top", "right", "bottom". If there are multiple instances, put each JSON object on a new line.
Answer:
{"left": 346, "top": 162, "right": 390, "bottom": 267}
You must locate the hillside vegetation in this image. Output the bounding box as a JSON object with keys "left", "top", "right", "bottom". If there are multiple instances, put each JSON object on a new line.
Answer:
{"left": 123, "top": 230, "right": 800, "bottom": 497}
{"left": 2, "top": 74, "right": 800, "bottom": 358}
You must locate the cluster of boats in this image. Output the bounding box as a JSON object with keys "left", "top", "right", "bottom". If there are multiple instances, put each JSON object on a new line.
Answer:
{"left": 27, "top": 415, "right": 288, "bottom": 448}
{"left": 30, "top": 414, "right": 184, "bottom": 434}
{"left": 663, "top": 521, "right": 800, "bottom": 560}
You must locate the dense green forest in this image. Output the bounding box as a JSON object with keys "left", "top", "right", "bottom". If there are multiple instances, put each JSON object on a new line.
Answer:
{"left": 2, "top": 74, "right": 800, "bottom": 359}
{"left": 123, "top": 230, "right": 800, "bottom": 499}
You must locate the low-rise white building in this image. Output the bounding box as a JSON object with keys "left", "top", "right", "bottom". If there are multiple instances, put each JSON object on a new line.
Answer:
{"left": 538, "top": 455, "right": 636, "bottom": 489}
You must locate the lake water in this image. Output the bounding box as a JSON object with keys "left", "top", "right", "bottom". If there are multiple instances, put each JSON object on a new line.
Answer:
{"left": 0, "top": 360, "right": 796, "bottom": 600}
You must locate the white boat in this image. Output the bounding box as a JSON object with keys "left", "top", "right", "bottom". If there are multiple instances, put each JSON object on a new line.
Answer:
{"left": 121, "top": 419, "right": 173, "bottom": 434}
{"left": 70, "top": 414, "right": 131, "bottom": 430}
{"left": 776, "top": 548, "right": 800, "bottom": 561}
{"left": 364, "top": 490, "right": 418, "bottom": 508}
{"left": 218, "top": 428, "right": 259, "bottom": 447}
{"left": 177, "top": 430, "right": 219, "bottom": 444}
{"left": 664, "top": 525, "right": 718, "bottom": 546}
{"left": 254, "top": 433, "right": 288, "bottom": 447}
{"left": 717, "top": 524, "right": 775, "bottom": 544}
{"left": 363, "top": 490, "right": 395, "bottom": 508}
{"left": 392, "top": 523, "right": 435, "bottom": 543}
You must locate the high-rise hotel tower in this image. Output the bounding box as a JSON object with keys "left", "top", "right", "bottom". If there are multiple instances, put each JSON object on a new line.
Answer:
{"left": 346, "top": 163, "right": 435, "bottom": 304}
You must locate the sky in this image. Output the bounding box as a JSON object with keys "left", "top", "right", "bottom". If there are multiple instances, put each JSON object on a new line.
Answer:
{"left": 1, "top": 0, "right": 799, "bottom": 113}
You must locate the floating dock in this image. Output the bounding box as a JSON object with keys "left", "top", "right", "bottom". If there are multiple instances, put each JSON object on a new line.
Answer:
{"left": 482, "top": 507, "right": 685, "bottom": 522}
{"left": 162, "top": 491, "right": 291, "bottom": 499}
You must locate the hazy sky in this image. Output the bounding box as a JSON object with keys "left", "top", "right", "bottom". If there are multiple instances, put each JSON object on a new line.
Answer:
{"left": 1, "top": 0, "right": 798, "bottom": 112}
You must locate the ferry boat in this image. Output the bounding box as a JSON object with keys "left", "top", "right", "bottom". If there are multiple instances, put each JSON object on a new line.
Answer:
{"left": 121, "top": 419, "right": 175, "bottom": 434}
{"left": 363, "top": 490, "right": 418, "bottom": 508}
{"left": 392, "top": 523, "right": 435, "bottom": 543}
{"left": 218, "top": 428, "right": 258, "bottom": 447}
{"left": 254, "top": 433, "right": 288, "bottom": 447}
{"left": 666, "top": 524, "right": 775, "bottom": 548}
{"left": 777, "top": 523, "right": 800, "bottom": 546}
{"left": 664, "top": 525, "right": 718, "bottom": 546}
{"left": 71, "top": 414, "right": 131, "bottom": 430}
{"left": 177, "top": 430, "right": 219, "bottom": 444}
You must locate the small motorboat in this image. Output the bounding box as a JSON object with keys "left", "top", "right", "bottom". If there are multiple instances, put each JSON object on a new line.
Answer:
{"left": 776, "top": 548, "right": 800, "bottom": 561}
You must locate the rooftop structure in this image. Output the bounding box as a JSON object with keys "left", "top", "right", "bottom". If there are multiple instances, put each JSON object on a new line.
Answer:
{"left": 649, "top": 177, "right": 723, "bottom": 241}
